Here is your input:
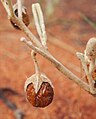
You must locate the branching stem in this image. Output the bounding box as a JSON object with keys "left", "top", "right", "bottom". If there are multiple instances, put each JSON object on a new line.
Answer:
{"left": 1, "top": 0, "right": 96, "bottom": 95}
{"left": 20, "top": 37, "right": 90, "bottom": 93}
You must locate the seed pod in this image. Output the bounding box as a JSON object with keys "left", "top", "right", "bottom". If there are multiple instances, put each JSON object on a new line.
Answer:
{"left": 85, "top": 65, "right": 96, "bottom": 88}
{"left": 91, "top": 66, "right": 96, "bottom": 88}
{"left": 91, "top": 66, "right": 96, "bottom": 80}
{"left": 85, "top": 37, "right": 96, "bottom": 61}
{"left": 24, "top": 73, "right": 54, "bottom": 108}
{"left": 10, "top": 4, "right": 30, "bottom": 30}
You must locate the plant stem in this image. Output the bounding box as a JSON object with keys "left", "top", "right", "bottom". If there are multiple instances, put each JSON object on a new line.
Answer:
{"left": 1, "top": 0, "right": 14, "bottom": 17}
{"left": 31, "top": 50, "right": 40, "bottom": 75}
{"left": 1, "top": 0, "right": 96, "bottom": 95}
{"left": 21, "top": 37, "right": 90, "bottom": 93}
{"left": 17, "top": 0, "right": 22, "bottom": 20}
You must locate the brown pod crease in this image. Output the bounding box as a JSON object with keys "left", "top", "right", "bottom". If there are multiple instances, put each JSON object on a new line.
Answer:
{"left": 26, "top": 82, "right": 54, "bottom": 108}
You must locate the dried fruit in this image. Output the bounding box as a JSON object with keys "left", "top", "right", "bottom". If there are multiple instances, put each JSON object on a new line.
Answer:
{"left": 10, "top": 4, "right": 30, "bottom": 29}
{"left": 24, "top": 73, "right": 54, "bottom": 108}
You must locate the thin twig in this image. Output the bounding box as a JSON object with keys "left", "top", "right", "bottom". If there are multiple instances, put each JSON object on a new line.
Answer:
{"left": 31, "top": 50, "right": 40, "bottom": 74}
{"left": 1, "top": 0, "right": 96, "bottom": 95}
{"left": 12, "top": 16, "right": 43, "bottom": 48}
{"left": 76, "top": 52, "right": 96, "bottom": 93}
{"left": 20, "top": 37, "right": 90, "bottom": 93}
{"left": 1, "top": 0, "right": 42, "bottom": 48}
{"left": 80, "top": 13, "right": 96, "bottom": 30}
{"left": 1, "top": 0, "right": 14, "bottom": 17}
{"left": 17, "top": 0, "right": 22, "bottom": 20}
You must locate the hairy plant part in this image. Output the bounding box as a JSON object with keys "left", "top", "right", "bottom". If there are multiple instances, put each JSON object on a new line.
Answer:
{"left": 77, "top": 38, "right": 96, "bottom": 93}
{"left": 85, "top": 37, "right": 96, "bottom": 64}
{"left": 1, "top": 0, "right": 96, "bottom": 99}
{"left": 24, "top": 73, "right": 54, "bottom": 108}
{"left": 10, "top": 4, "right": 30, "bottom": 29}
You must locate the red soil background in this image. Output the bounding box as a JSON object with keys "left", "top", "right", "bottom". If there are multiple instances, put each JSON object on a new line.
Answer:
{"left": 0, "top": 0, "right": 96, "bottom": 119}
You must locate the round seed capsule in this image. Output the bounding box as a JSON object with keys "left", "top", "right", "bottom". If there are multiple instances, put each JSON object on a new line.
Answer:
{"left": 26, "top": 82, "right": 54, "bottom": 108}
{"left": 24, "top": 73, "right": 54, "bottom": 108}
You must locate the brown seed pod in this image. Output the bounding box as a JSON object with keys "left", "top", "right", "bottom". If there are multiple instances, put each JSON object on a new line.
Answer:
{"left": 85, "top": 65, "right": 96, "bottom": 88}
{"left": 10, "top": 4, "right": 30, "bottom": 30}
{"left": 24, "top": 73, "right": 54, "bottom": 108}
{"left": 92, "top": 66, "right": 96, "bottom": 80}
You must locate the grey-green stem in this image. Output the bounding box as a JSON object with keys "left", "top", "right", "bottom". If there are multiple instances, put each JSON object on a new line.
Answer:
{"left": 1, "top": 0, "right": 96, "bottom": 95}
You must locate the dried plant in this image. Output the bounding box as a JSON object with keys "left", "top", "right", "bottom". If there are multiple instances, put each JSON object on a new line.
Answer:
{"left": 1, "top": 0, "right": 96, "bottom": 108}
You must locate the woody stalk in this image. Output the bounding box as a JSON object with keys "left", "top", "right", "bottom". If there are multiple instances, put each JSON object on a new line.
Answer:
{"left": 1, "top": 0, "right": 96, "bottom": 96}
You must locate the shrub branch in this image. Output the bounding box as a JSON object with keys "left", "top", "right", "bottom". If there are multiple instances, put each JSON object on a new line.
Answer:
{"left": 1, "top": 0, "right": 96, "bottom": 95}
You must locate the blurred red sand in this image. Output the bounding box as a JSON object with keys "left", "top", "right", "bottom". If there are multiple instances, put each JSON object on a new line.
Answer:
{"left": 0, "top": 0, "right": 96, "bottom": 119}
